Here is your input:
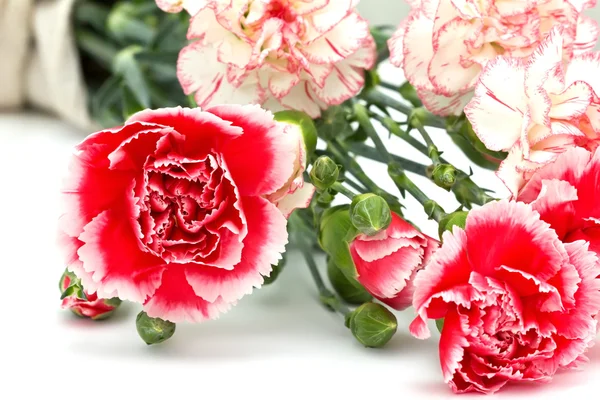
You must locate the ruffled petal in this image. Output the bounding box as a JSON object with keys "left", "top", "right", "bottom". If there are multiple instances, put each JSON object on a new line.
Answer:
{"left": 207, "top": 104, "right": 297, "bottom": 196}
{"left": 184, "top": 196, "right": 288, "bottom": 303}
{"left": 465, "top": 57, "right": 527, "bottom": 151}
{"left": 144, "top": 265, "right": 232, "bottom": 323}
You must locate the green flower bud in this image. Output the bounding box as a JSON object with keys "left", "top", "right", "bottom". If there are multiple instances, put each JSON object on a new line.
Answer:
{"left": 438, "top": 211, "right": 469, "bottom": 239}
{"left": 136, "top": 311, "right": 176, "bottom": 345}
{"left": 264, "top": 252, "right": 287, "bottom": 285}
{"left": 348, "top": 303, "right": 398, "bottom": 348}
{"left": 315, "top": 106, "right": 353, "bottom": 141}
{"left": 432, "top": 164, "right": 457, "bottom": 190}
{"left": 274, "top": 110, "right": 318, "bottom": 158}
{"left": 350, "top": 194, "right": 392, "bottom": 236}
{"left": 399, "top": 82, "right": 423, "bottom": 107}
{"left": 310, "top": 156, "right": 340, "bottom": 191}
{"left": 327, "top": 258, "right": 372, "bottom": 305}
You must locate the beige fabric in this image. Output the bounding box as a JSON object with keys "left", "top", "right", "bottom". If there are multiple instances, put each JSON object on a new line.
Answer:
{"left": 0, "top": 0, "right": 35, "bottom": 109}
{"left": 26, "top": 0, "right": 94, "bottom": 131}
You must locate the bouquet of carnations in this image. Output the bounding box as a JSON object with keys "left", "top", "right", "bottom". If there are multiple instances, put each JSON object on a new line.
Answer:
{"left": 57, "top": 0, "right": 600, "bottom": 395}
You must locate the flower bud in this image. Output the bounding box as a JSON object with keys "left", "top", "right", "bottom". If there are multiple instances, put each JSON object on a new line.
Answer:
{"left": 274, "top": 110, "right": 318, "bottom": 157}
{"left": 264, "top": 252, "right": 287, "bottom": 285}
{"left": 438, "top": 211, "right": 468, "bottom": 239}
{"left": 347, "top": 303, "right": 398, "bottom": 348}
{"left": 350, "top": 194, "right": 392, "bottom": 236}
{"left": 136, "top": 311, "right": 176, "bottom": 345}
{"left": 59, "top": 269, "right": 121, "bottom": 320}
{"left": 310, "top": 156, "right": 340, "bottom": 191}
{"left": 432, "top": 164, "right": 457, "bottom": 190}
{"left": 327, "top": 258, "right": 372, "bottom": 305}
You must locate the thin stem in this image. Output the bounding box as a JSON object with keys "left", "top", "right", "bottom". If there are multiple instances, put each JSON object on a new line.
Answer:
{"left": 291, "top": 215, "right": 350, "bottom": 316}
{"left": 354, "top": 103, "right": 393, "bottom": 164}
{"left": 331, "top": 182, "right": 357, "bottom": 200}
{"left": 363, "top": 89, "right": 412, "bottom": 115}
{"left": 329, "top": 141, "right": 401, "bottom": 211}
{"left": 344, "top": 176, "right": 368, "bottom": 194}
{"left": 415, "top": 125, "right": 442, "bottom": 165}
{"left": 367, "top": 89, "right": 447, "bottom": 129}
{"left": 347, "top": 143, "right": 428, "bottom": 176}
{"left": 379, "top": 81, "right": 399, "bottom": 91}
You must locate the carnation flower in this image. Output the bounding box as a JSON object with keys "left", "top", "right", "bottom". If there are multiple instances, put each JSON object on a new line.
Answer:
{"left": 466, "top": 27, "right": 600, "bottom": 194}
{"left": 389, "top": 0, "right": 598, "bottom": 116}
{"left": 518, "top": 146, "right": 600, "bottom": 257}
{"left": 410, "top": 200, "right": 600, "bottom": 394}
{"left": 173, "top": 0, "right": 376, "bottom": 118}
{"left": 58, "top": 106, "right": 313, "bottom": 323}
{"left": 349, "top": 212, "right": 438, "bottom": 310}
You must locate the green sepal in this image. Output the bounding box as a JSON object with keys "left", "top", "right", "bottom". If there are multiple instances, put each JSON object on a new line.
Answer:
{"left": 327, "top": 258, "right": 372, "bottom": 305}
{"left": 274, "top": 110, "right": 318, "bottom": 159}
{"left": 436, "top": 318, "right": 445, "bottom": 333}
{"left": 319, "top": 206, "right": 360, "bottom": 283}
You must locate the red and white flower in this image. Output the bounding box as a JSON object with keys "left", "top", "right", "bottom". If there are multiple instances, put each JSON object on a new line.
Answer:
{"left": 390, "top": 0, "right": 598, "bottom": 116}
{"left": 466, "top": 27, "right": 600, "bottom": 194}
{"left": 349, "top": 212, "right": 438, "bottom": 310}
{"left": 518, "top": 146, "right": 600, "bottom": 257}
{"left": 58, "top": 106, "right": 313, "bottom": 323}
{"left": 171, "top": 0, "right": 375, "bottom": 118}
{"left": 60, "top": 272, "right": 121, "bottom": 320}
{"left": 410, "top": 200, "right": 600, "bottom": 394}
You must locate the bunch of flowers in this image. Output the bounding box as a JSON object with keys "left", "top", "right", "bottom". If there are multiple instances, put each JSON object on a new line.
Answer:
{"left": 58, "top": 0, "right": 600, "bottom": 395}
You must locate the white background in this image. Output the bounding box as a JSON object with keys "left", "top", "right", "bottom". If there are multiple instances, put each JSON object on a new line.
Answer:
{"left": 1, "top": 62, "right": 598, "bottom": 399}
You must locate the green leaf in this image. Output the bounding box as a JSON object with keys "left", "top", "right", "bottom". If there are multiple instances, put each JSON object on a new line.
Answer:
{"left": 113, "top": 46, "right": 151, "bottom": 108}
{"left": 90, "top": 75, "right": 122, "bottom": 127}
{"left": 122, "top": 84, "right": 145, "bottom": 120}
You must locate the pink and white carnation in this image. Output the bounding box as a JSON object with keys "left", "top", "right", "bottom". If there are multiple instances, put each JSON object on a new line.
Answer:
{"left": 466, "top": 27, "right": 600, "bottom": 194}
{"left": 59, "top": 106, "right": 313, "bottom": 323}
{"left": 389, "top": 0, "right": 598, "bottom": 116}
{"left": 410, "top": 200, "right": 600, "bottom": 394}
{"left": 171, "top": 0, "right": 376, "bottom": 118}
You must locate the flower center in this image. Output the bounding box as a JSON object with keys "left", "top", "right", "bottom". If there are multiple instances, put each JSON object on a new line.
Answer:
{"left": 137, "top": 153, "right": 240, "bottom": 264}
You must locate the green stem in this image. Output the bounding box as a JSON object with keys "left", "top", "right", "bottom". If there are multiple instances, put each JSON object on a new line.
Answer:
{"left": 363, "top": 89, "right": 412, "bottom": 115}
{"left": 347, "top": 143, "right": 428, "bottom": 176}
{"left": 331, "top": 182, "right": 357, "bottom": 200}
{"left": 291, "top": 215, "right": 350, "bottom": 316}
{"left": 344, "top": 176, "right": 368, "bottom": 194}
{"left": 329, "top": 141, "right": 401, "bottom": 211}
{"left": 379, "top": 81, "right": 398, "bottom": 91}
{"left": 354, "top": 103, "right": 393, "bottom": 164}
{"left": 415, "top": 125, "right": 441, "bottom": 165}
{"left": 367, "top": 89, "right": 447, "bottom": 129}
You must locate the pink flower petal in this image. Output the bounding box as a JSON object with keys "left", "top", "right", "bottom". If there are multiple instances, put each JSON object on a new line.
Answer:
{"left": 302, "top": 12, "right": 368, "bottom": 64}
{"left": 207, "top": 104, "right": 297, "bottom": 197}
{"left": 402, "top": 10, "right": 435, "bottom": 91}
{"left": 549, "top": 81, "right": 593, "bottom": 120}
{"left": 144, "top": 265, "right": 232, "bottom": 323}
{"left": 465, "top": 200, "right": 566, "bottom": 282}
{"left": 184, "top": 196, "right": 288, "bottom": 303}
{"left": 76, "top": 209, "right": 167, "bottom": 302}
{"left": 274, "top": 183, "right": 315, "bottom": 218}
